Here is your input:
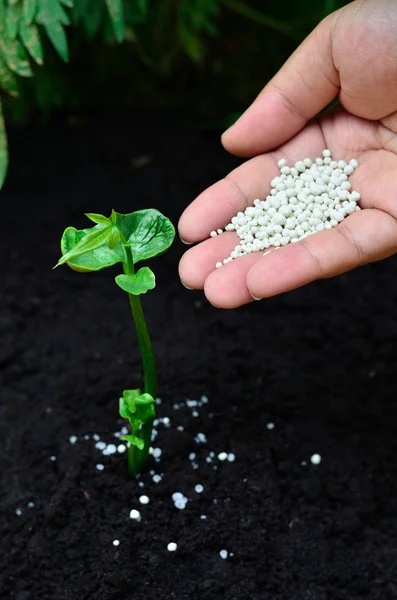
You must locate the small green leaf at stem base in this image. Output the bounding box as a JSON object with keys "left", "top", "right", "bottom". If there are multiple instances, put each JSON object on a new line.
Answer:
{"left": 123, "top": 434, "right": 144, "bottom": 450}
{"left": 115, "top": 267, "right": 155, "bottom": 295}
{"left": 119, "top": 389, "right": 155, "bottom": 454}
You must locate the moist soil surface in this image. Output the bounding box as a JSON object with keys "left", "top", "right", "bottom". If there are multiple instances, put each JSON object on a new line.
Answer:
{"left": 1, "top": 114, "right": 397, "bottom": 600}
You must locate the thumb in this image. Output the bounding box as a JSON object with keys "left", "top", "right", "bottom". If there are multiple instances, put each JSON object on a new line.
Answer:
{"left": 222, "top": 11, "right": 341, "bottom": 157}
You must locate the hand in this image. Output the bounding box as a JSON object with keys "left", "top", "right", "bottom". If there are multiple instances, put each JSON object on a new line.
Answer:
{"left": 178, "top": 0, "right": 397, "bottom": 308}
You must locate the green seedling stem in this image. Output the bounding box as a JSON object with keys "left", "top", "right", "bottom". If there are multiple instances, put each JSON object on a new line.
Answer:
{"left": 55, "top": 209, "right": 175, "bottom": 476}
{"left": 123, "top": 244, "right": 157, "bottom": 473}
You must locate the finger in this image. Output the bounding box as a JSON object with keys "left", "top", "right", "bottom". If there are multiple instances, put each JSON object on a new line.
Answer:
{"left": 179, "top": 233, "right": 239, "bottom": 289}
{"left": 222, "top": 12, "right": 340, "bottom": 157}
{"left": 246, "top": 209, "right": 397, "bottom": 301}
{"left": 178, "top": 123, "right": 326, "bottom": 244}
{"left": 204, "top": 253, "right": 262, "bottom": 309}
{"left": 178, "top": 155, "right": 277, "bottom": 244}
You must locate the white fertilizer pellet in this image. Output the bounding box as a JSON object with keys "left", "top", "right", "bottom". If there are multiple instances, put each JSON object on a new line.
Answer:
{"left": 16, "top": 508, "right": 22, "bottom": 516}
{"left": 69, "top": 435, "right": 77, "bottom": 444}
{"left": 195, "top": 484, "right": 204, "bottom": 493}
{"left": 227, "top": 453, "right": 235, "bottom": 462}
{"left": 167, "top": 542, "right": 177, "bottom": 552}
{"left": 219, "top": 550, "right": 228, "bottom": 559}
{"left": 103, "top": 444, "right": 117, "bottom": 456}
{"left": 117, "top": 444, "right": 126, "bottom": 454}
{"left": 50, "top": 456, "right": 56, "bottom": 462}
{"left": 172, "top": 492, "right": 188, "bottom": 509}
{"left": 152, "top": 448, "right": 162, "bottom": 459}
{"left": 310, "top": 453, "right": 322, "bottom": 465}
{"left": 139, "top": 495, "right": 150, "bottom": 505}
{"left": 113, "top": 539, "right": 120, "bottom": 547}
{"left": 130, "top": 509, "right": 142, "bottom": 521}
{"left": 218, "top": 452, "right": 228, "bottom": 461}
{"left": 172, "top": 492, "right": 184, "bottom": 501}
{"left": 266, "top": 423, "right": 275, "bottom": 430}
{"left": 211, "top": 150, "right": 360, "bottom": 267}
{"left": 152, "top": 474, "right": 162, "bottom": 483}
{"left": 96, "top": 463, "right": 104, "bottom": 471}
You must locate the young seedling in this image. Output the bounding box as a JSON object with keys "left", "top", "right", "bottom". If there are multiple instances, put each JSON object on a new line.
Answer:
{"left": 54, "top": 209, "right": 175, "bottom": 475}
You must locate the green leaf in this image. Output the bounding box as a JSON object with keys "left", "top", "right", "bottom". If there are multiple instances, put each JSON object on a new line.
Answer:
{"left": 135, "top": 393, "right": 156, "bottom": 423}
{"left": 44, "top": 22, "right": 69, "bottom": 61}
{"left": 119, "top": 390, "right": 155, "bottom": 450}
{"left": 121, "top": 389, "right": 142, "bottom": 412}
{"left": 19, "top": 23, "right": 43, "bottom": 65}
{"left": 124, "top": 0, "right": 147, "bottom": 24}
{"left": 115, "top": 267, "right": 155, "bottom": 295}
{"left": 123, "top": 433, "right": 144, "bottom": 450}
{"left": 58, "top": 226, "right": 124, "bottom": 272}
{"left": 5, "top": 4, "right": 22, "bottom": 39}
{"left": 0, "top": 100, "right": 8, "bottom": 189}
{"left": 22, "top": 0, "right": 38, "bottom": 24}
{"left": 57, "top": 209, "right": 174, "bottom": 272}
{"left": 105, "top": 0, "right": 124, "bottom": 42}
{"left": 72, "top": 0, "right": 104, "bottom": 39}
{"left": 55, "top": 223, "right": 114, "bottom": 267}
{"left": 85, "top": 212, "right": 111, "bottom": 225}
{"left": 0, "top": 55, "right": 19, "bottom": 96}
{"left": 108, "top": 227, "right": 121, "bottom": 249}
{"left": 115, "top": 209, "right": 175, "bottom": 264}
{"left": 0, "top": 36, "right": 33, "bottom": 77}
{"left": 37, "top": 0, "right": 70, "bottom": 25}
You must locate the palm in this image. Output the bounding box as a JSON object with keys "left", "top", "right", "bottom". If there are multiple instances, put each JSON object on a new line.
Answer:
{"left": 179, "top": 108, "right": 397, "bottom": 308}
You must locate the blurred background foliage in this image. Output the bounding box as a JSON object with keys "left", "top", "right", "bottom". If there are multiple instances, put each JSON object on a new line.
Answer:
{"left": 0, "top": 0, "right": 351, "bottom": 187}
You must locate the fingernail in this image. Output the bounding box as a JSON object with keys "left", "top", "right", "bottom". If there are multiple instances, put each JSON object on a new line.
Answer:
{"left": 181, "top": 281, "right": 193, "bottom": 290}
{"left": 263, "top": 250, "right": 272, "bottom": 256}
{"left": 250, "top": 293, "right": 261, "bottom": 301}
{"left": 180, "top": 238, "right": 194, "bottom": 245}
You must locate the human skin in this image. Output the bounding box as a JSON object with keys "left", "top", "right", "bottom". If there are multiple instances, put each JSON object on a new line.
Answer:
{"left": 178, "top": 0, "right": 397, "bottom": 308}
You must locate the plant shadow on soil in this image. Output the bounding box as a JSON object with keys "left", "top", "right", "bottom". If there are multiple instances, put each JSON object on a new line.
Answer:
{"left": 1, "top": 113, "right": 397, "bottom": 600}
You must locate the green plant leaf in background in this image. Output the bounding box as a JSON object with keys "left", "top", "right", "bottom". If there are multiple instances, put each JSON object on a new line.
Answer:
{"left": 0, "top": 54, "right": 19, "bottom": 96}
{"left": 115, "top": 267, "right": 156, "bottom": 295}
{"left": 5, "top": 3, "right": 22, "bottom": 39}
{"left": 20, "top": 22, "right": 43, "bottom": 64}
{"left": 0, "top": 33, "right": 32, "bottom": 77}
{"left": 36, "top": 0, "right": 71, "bottom": 61}
{"left": 22, "top": 0, "right": 38, "bottom": 24}
{"left": 178, "top": 0, "right": 219, "bottom": 62}
{"left": 104, "top": 0, "right": 124, "bottom": 42}
{"left": 0, "top": 100, "right": 8, "bottom": 189}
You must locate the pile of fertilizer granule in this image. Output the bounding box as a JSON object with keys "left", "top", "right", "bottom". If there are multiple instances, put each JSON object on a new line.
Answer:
{"left": 210, "top": 149, "right": 361, "bottom": 268}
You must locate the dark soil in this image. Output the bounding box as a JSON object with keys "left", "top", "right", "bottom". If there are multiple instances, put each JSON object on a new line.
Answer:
{"left": 2, "top": 114, "right": 397, "bottom": 600}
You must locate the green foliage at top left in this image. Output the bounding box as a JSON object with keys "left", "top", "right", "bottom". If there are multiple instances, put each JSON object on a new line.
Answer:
{"left": 0, "top": 0, "right": 125, "bottom": 188}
